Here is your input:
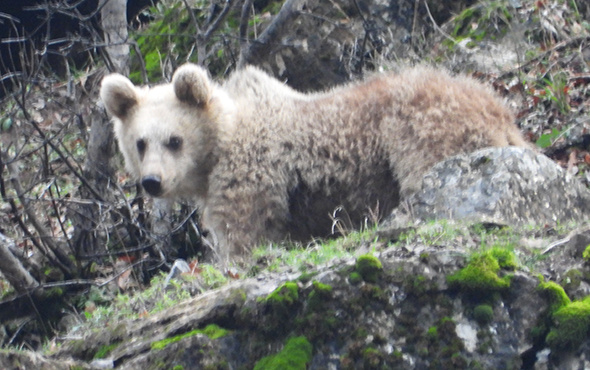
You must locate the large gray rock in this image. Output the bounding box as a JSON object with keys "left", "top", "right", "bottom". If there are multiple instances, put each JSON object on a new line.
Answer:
{"left": 382, "top": 147, "right": 590, "bottom": 231}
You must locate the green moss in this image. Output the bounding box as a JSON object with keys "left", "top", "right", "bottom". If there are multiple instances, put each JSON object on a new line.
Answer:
{"left": 199, "top": 324, "right": 230, "bottom": 340}
{"left": 404, "top": 274, "right": 429, "bottom": 296}
{"left": 488, "top": 247, "right": 518, "bottom": 270}
{"left": 539, "top": 281, "right": 571, "bottom": 312}
{"left": 447, "top": 252, "right": 511, "bottom": 294}
{"left": 583, "top": 245, "right": 590, "bottom": 261}
{"left": 546, "top": 299, "right": 590, "bottom": 351}
{"left": 362, "top": 347, "right": 383, "bottom": 368}
{"left": 355, "top": 254, "right": 383, "bottom": 283}
{"left": 311, "top": 281, "right": 332, "bottom": 294}
{"left": 265, "top": 282, "right": 299, "bottom": 307}
{"left": 93, "top": 342, "right": 120, "bottom": 359}
{"left": 298, "top": 272, "right": 317, "bottom": 284}
{"left": 253, "top": 336, "right": 312, "bottom": 370}
{"left": 562, "top": 269, "right": 583, "bottom": 292}
{"left": 307, "top": 281, "right": 333, "bottom": 310}
{"left": 151, "top": 324, "right": 230, "bottom": 351}
{"left": 200, "top": 264, "right": 228, "bottom": 289}
{"left": 473, "top": 304, "right": 494, "bottom": 325}
{"left": 427, "top": 326, "right": 439, "bottom": 340}
{"left": 349, "top": 272, "right": 362, "bottom": 285}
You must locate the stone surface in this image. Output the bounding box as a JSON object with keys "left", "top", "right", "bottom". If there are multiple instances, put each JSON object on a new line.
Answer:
{"left": 381, "top": 147, "right": 590, "bottom": 233}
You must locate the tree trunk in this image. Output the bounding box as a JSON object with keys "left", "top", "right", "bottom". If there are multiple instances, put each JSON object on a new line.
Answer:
{"left": 70, "top": 0, "right": 129, "bottom": 260}
{"left": 100, "top": 0, "right": 130, "bottom": 75}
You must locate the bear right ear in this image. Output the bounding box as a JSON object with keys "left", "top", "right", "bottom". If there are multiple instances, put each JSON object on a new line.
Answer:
{"left": 100, "top": 74, "right": 138, "bottom": 119}
{"left": 172, "top": 64, "right": 212, "bottom": 107}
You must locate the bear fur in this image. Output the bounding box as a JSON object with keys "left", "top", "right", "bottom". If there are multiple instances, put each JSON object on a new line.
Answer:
{"left": 100, "top": 64, "right": 527, "bottom": 262}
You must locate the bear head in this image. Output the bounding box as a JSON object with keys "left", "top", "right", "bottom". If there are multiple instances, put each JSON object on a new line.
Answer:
{"left": 100, "top": 64, "right": 235, "bottom": 200}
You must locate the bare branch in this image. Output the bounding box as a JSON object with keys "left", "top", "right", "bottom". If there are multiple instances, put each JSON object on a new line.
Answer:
{"left": 201, "top": 0, "right": 236, "bottom": 41}
{"left": 239, "top": 0, "right": 254, "bottom": 54}
{"left": 238, "top": 0, "right": 307, "bottom": 68}
{"left": 2, "top": 151, "right": 74, "bottom": 275}
{"left": 0, "top": 233, "right": 39, "bottom": 294}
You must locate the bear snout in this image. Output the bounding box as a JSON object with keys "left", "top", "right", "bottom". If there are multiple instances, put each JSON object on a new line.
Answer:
{"left": 141, "top": 175, "right": 163, "bottom": 197}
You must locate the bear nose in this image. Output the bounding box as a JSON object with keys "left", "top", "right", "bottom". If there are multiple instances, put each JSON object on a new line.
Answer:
{"left": 141, "top": 175, "right": 163, "bottom": 196}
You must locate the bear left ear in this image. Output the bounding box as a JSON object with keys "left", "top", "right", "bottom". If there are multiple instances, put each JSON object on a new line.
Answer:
{"left": 100, "top": 74, "right": 139, "bottom": 119}
{"left": 172, "top": 64, "right": 212, "bottom": 107}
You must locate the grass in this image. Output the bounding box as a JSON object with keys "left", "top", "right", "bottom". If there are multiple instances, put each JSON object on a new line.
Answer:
{"left": 252, "top": 227, "right": 383, "bottom": 272}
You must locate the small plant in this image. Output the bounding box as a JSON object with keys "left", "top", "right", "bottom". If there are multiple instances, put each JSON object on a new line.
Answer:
{"left": 546, "top": 297, "right": 590, "bottom": 351}
{"left": 446, "top": 0, "right": 513, "bottom": 49}
{"left": 542, "top": 72, "right": 571, "bottom": 114}
{"left": 151, "top": 324, "right": 230, "bottom": 351}
{"left": 254, "top": 336, "right": 313, "bottom": 370}
{"left": 535, "top": 128, "right": 563, "bottom": 149}
{"left": 355, "top": 254, "right": 383, "bottom": 283}
{"left": 539, "top": 279, "right": 572, "bottom": 313}
{"left": 473, "top": 304, "right": 494, "bottom": 325}
{"left": 447, "top": 250, "right": 513, "bottom": 296}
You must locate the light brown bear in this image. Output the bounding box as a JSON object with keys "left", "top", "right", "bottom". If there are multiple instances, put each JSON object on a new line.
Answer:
{"left": 100, "top": 64, "right": 527, "bottom": 263}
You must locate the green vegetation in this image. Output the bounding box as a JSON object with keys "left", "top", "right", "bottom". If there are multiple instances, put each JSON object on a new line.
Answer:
{"left": 307, "top": 281, "right": 333, "bottom": 310}
{"left": 473, "top": 304, "right": 494, "bottom": 325}
{"left": 348, "top": 271, "right": 363, "bottom": 285}
{"left": 447, "top": 250, "right": 514, "bottom": 295}
{"left": 538, "top": 279, "right": 590, "bottom": 351}
{"left": 151, "top": 324, "right": 230, "bottom": 351}
{"left": 398, "top": 219, "right": 468, "bottom": 245}
{"left": 446, "top": 0, "right": 512, "bottom": 49}
{"left": 252, "top": 228, "right": 381, "bottom": 273}
{"left": 93, "top": 342, "right": 120, "bottom": 359}
{"left": 539, "top": 280, "right": 571, "bottom": 312}
{"left": 535, "top": 128, "right": 562, "bottom": 149}
{"left": 129, "top": 0, "right": 198, "bottom": 83}
{"left": 427, "top": 326, "right": 439, "bottom": 340}
{"left": 355, "top": 254, "right": 383, "bottom": 283}
{"left": 265, "top": 282, "right": 299, "bottom": 307}
{"left": 199, "top": 264, "right": 228, "bottom": 289}
{"left": 546, "top": 297, "right": 590, "bottom": 351}
{"left": 253, "top": 336, "right": 313, "bottom": 370}
{"left": 583, "top": 245, "right": 590, "bottom": 262}
{"left": 83, "top": 272, "right": 193, "bottom": 328}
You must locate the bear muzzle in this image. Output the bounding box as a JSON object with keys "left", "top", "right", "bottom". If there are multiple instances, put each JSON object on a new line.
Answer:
{"left": 141, "top": 175, "right": 163, "bottom": 197}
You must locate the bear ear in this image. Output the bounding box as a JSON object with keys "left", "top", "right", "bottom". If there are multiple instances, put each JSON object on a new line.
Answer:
{"left": 100, "top": 74, "right": 139, "bottom": 119}
{"left": 172, "top": 64, "right": 212, "bottom": 107}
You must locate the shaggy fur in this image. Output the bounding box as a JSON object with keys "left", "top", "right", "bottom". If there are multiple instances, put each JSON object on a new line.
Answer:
{"left": 100, "top": 64, "right": 527, "bottom": 262}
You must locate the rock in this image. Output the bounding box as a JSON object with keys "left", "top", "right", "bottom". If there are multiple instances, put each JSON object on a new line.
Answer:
{"left": 380, "top": 147, "right": 590, "bottom": 234}
{"left": 244, "top": 0, "right": 477, "bottom": 91}
{"left": 0, "top": 349, "right": 93, "bottom": 369}
{"left": 41, "top": 242, "right": 548, "bottom": 369}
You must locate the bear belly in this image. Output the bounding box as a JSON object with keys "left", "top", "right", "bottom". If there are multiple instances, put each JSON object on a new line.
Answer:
{"left": 286, "top": 164, "right": 399, "bottom": 240}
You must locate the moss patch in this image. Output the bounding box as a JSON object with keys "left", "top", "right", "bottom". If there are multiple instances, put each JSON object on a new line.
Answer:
{"left": 355, "top": 254, "right": 383, "bottom": 283}
{"left": 473, "top": 304, "right": 494, "bottom": 325}
{"left": 264, "top": 282, "right": 299, "bottom": 310}
{"left": 307, "top": 281, "right": 333, "bottom": 310}
{"left": 539, "top": 280, "right": 571, "bottom": 312}
{"left": 151, "top": 324, "right": 230, "bottom": 351}
{"left": 546, "top": 297, "right": 590, "bottom": 351}
{"left": 447, "top": 251, "right": 512, "bottom": 295}
{"left": 93, "top": 342, "right": 120, "bottom": 359}
{"left": 348, "top": 272, "right": 362, "bottom": 285}
{"left": 253, "top": 336, "right": 312, "bottom": 370}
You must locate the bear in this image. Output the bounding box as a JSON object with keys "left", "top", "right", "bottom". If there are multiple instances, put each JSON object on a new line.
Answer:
{"left": 100, "top": 63, "right": 528, "bottom": 263}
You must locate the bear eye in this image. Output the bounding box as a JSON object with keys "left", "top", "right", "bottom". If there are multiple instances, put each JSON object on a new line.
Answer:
{"left": 166, "top": 136, "right": 183, "bottom": 151}
{"left": 136, "top": 139, "right": 146, "bottom": 154}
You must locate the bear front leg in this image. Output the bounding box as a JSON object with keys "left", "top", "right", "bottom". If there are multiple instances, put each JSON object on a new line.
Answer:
{"left": 201, "top": 185, "right": 290, "bottom": 265}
